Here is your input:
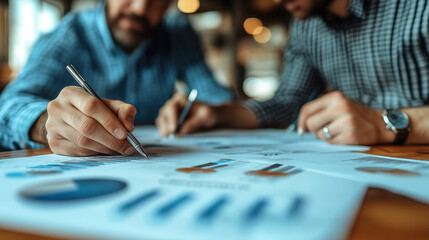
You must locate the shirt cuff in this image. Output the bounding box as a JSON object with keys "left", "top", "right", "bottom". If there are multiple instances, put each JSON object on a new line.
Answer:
{"left": 11, "top": 101, "right": 49, "bottom": 149}
{"left": 243, "top": 99, "right": 270, "bottom": 127}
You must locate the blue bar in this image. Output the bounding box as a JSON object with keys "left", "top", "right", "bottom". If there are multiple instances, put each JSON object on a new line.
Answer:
{"left": 118, "top": 189, "right": 160, "bottom": 213}
{"left": 287, "top": 196, "right": 305, "bottom": 218}
{"left": 198, "top": 196, "right": 229, "bottom": 222}
{"left": 245, "top": 198, "right": 268, "bottom": 221}
{"left": 155, "top": 193, "right": 193, "bottom": 218}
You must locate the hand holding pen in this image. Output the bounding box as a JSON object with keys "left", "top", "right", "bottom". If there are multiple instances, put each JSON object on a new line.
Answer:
{"left": 42, "top": 64, "right": 146, "bottom": 157}
{"left": 169, "top": 89, "right": 198, "bottom": 139}
{"left": 66, "top": 65, "right": 146, "bottom": 157}
{"left": 156, "top": 90, "right": 221, "bottom": 137}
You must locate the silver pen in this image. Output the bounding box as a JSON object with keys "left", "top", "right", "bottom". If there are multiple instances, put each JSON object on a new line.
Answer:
{"left": 66, "top": 64, "right": 147, "bottom": 158}
{"left": 169, "top": 89, "right": 198, "bottom": 139}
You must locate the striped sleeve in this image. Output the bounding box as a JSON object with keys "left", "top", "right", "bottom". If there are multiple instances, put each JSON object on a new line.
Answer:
{"left": 244, "top": 20, "right": 322, "bottom": 128}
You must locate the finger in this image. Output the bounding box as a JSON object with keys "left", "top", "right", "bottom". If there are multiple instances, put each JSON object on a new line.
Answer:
{"left": 54, "top": 121, "right": 118, "bottom": 155}
{"left": 297, "top": 99, "right": 327, "bottom": 133}
{"left": 64, "top": 87, "right": 128, "bottom": 140}
{"left": 60, "top": 105, "right": 134, "bottom": 155}
{"left": 317, "top": 117, "right": 345, "bottom": 144}
{"left": 305, "top": 109, "right": 340, "bottom": 134}
{"left": 297, "top": 91, "right": 343, "bottom": 133}
{"left": 155, "top": 114, "right": 169, "bottom": 137}
{"left": 164, "top": 95, "right": 188, "bottom": 133}
{"left": 179, "top": 116, "right": 205, "bottom": 135}
{"left": 48, "top": 138, "right": 99, "bottom": 157}
{"left": 104, "top": 99, "right": 137, "bottom": 132}
{"left": 316, "top": 125, "right": 334, "bottom": 141}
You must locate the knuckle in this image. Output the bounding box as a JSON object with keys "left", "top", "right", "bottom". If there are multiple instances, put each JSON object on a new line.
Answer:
{"left": 45, "top": 118, "right": 55, "bottom": 131}
{"left": 107, "top": 140, "right": 125, "bottom": 152}
{"left": 60, "top": 86, "right": 79, "bottom": 98}
{"left": 47, "top": 100, "right": 60, "bottom": 113}
{"left": 60, "top": 86, "right": 72, "bottom": 96}
{"left": 82, "top": 98, "right": 99, "bottom": 115}
{"left": 47, "top": 138, "right": 60, "bottom": 149}
{"left": 102, "top": 115, "right": 119, "bottom": 130}
{"left": 331, "top": 91, "right": 345, "bottom": 99}
{"left": 335, "top": 103, "right": 353, "bottom": 113}
{"left": 80, "top": 118, "right": 98, "bottom": 136}
{"left": 76, "top": 135, "right": 90, "bottom": 146}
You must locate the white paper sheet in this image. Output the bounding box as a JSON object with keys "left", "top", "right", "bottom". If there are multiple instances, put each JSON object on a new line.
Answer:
{"left": 0, "top": 126, "right": 369, "bottom": 240}
{"left": 280, "top": 152, "right": 429, "bottom": 203}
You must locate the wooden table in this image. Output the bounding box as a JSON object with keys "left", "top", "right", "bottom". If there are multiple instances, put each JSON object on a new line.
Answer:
{"left": 1, "top": 146, "right": 429, "bottom": 240}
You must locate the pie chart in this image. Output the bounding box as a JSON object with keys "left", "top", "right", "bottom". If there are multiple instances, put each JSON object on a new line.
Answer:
{"left": 20, "top": 178, "right": 127, "bottom": 202}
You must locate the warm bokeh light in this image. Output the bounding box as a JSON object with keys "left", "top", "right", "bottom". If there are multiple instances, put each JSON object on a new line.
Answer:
{"left": 243, "top": 18, "right": 263, "bottom": 35}
{"left": 253, "top": 26, "right": 271, "bottom": 43}
{"left": 177, "top": 0, "right": 200, "bottom": 14}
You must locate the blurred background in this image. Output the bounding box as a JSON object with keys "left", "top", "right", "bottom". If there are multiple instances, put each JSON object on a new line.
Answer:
{"left": 0, "top": 0, "right": 291, "bottom": 100}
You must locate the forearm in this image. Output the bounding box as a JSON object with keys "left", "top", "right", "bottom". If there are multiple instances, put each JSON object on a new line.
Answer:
{"left": 402, "top": 107, "right": 429, "bottom": 144}
{"left": 213, "top": 103, "right": 259, "bottom": 129}
{"left": 29, "top": 112, "right": 48, "bottom": 144}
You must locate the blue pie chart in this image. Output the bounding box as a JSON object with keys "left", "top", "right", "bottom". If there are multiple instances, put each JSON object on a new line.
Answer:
{"left": 20, "top": 178, "right": 127, "bottom": 202}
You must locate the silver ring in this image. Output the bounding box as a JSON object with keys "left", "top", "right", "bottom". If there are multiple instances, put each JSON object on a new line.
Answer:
{"left": 322, "top": 125, "right": 332, "bottom": 139}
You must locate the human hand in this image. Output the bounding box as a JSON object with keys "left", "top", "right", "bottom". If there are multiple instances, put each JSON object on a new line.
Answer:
{"left": 297, "top": 91, "right": 395, "bottom": 145}
{"left": 44, "top": 86, "right": 137, "bottom": 156}
{"left": 156, "top": 93, "right": 218, "bottom": 137}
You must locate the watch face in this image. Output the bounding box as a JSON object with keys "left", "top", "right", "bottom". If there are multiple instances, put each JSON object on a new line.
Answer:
{"left": 387, "top": 110, "right": 409, "bottom": 129}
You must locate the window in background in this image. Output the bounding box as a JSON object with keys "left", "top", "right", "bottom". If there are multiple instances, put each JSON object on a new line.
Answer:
{"left": 0, "top": 0, "right": 8, "bottom": 63}
{"left": 8, "top": 0, "right": 98, "bottom": 72}
{"left": 9, "top": 0, "right": 61, "bottom": 70}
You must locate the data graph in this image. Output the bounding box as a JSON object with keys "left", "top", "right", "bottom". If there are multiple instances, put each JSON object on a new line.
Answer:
{"left": 245, "top": 164, "right": 302, "bottom": 177}
{"left": 176, "top": 159, "right": 236, "bottom": 174}
{"left": 20, "top": 178, "right": 127, "bottom": 202}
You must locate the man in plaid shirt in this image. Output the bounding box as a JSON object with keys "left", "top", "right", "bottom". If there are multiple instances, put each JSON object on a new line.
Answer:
{"left": 158, "top": 0, "right": 429, "bottom": 145}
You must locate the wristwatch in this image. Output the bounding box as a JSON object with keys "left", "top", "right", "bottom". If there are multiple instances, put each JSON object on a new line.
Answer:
{"left": 382, "top": 109, "right": 410, "bottom": 144}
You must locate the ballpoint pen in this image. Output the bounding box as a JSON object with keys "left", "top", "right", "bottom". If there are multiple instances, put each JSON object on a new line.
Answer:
{"left": 66, "top": 64, "right": 147, "bottom": 158}
{"left": 169, "top": 89, "right": 198, "bottom": 139}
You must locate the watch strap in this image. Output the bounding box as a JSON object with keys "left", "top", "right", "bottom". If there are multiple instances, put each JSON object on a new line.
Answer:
{"left": 393, "top": 127, "right": 410, "bottom": 145}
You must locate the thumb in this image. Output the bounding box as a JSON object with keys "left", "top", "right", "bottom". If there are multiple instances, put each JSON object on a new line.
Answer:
{"left": 103, "top": 99, "right": 137, "bottom": 132}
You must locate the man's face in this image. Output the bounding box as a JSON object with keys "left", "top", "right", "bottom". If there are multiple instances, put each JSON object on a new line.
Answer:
{"left": 106, "top": 0, "right": 171, "bottom": 52}
{"left": 278, "top": 0, "right": 334, "bottom": 19}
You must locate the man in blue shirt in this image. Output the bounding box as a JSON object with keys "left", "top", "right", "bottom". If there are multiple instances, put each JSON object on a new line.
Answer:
{"left": 0, "top": 0, "right": 234, "bottom": 154}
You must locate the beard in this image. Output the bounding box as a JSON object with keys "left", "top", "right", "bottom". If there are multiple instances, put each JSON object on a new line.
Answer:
{"left": 308, "top": 0, "right": 335, "bottom": 17}
{"left": 108, "top": 13, "right": 154, "bottom": 52}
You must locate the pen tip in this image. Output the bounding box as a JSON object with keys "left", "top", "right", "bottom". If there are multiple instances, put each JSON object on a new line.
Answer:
{"left": 136, "top": 147, "right": 148, "bottom": 158}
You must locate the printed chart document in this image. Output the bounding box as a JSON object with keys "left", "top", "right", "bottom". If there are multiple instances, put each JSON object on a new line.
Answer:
{"left": 286, "top": 152, "right": 429, "bottom": 203}
{"left": 0, "top": 127, "right": 371, "bottom": 240}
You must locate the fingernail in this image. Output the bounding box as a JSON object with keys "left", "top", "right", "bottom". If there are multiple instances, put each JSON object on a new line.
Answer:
{"left": 125, "top": 147, "right": 135, "bottom": 156}
{"left": 114, "top": 128, "right": 126, "bottom": 139}
{"left": 297, "top": 127, "right": 303, "bottom": 135}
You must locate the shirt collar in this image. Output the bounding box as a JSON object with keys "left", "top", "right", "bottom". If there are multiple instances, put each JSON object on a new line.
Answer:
{"left": 95, "top": 2, "right": 116, "bottom": 53}
{"left": 347, "top": 0, "right": 365, "bottom": 20}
